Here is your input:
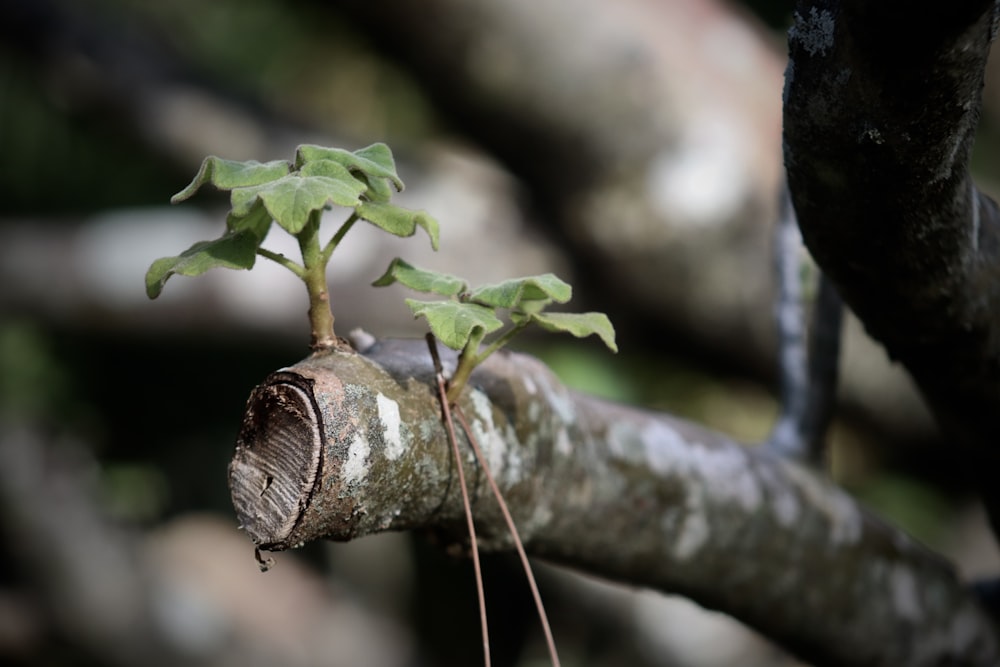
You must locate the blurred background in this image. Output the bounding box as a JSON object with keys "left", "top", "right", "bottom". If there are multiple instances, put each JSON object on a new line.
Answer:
{"left": 2, "top": 0, "right": 1000, "bottom": 665}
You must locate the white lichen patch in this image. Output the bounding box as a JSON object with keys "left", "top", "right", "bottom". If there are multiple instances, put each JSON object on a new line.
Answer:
{"left": 417, "top": 418, "right": 438, "bottom": 443}
{"left": 670, "top": 486, "right": 710, "bottom": 560}
{"left": 376, "top": 393, "right": 404, "bottom": 461}
{"left": 689, "top": 445, "right": 763, "bottom": 512}
{"left": 470, "top": 389, "right": 521, "bottom": 484}
{"left": 759, "top": 465, "right": 802, "bottom": 527}
{"left": 860, "top": 123, "right": 885, "bottom": 145}
{"left": 640, "top": 420, "right": 763, "bottom": 513}
{"left": 782, "top": 461, "right": 862, "bottom": 545}
{"left": 889, "top": 565, "right": 923, "bottom": 622}
{"left": 792, "top": 7, "right": 835, "bottom": 57}
{"left": 343, "top": 432, "right": 371, "bottom": 488}
{"left": 526, "top": 501, "right": 554, "bottom": 534}
{"left": 771, "top": 491, "right": 802, "bottom": 528}
{"left": 527, "top": 399, "right": 541, "bottom": 424}
{"left": 640, "top": 420, "right": 690, "bottom": 476}
{"left": 377, "top": 507, "right": 402, "bottom": 531}
{"left": 536, "top": 372, "right": 575, "bottom": 424}
{"left": 607, "top": 421, "right": 648, "bottom": 464}
{"left": 554, "top": 427, "right": 573, "bottom": 457}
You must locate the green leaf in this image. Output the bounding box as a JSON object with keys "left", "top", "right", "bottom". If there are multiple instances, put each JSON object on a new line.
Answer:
{"left": 406, "top": 299, "right": 503, "bottom": 350}
{"left": 356, "top": 172, "right": 393, "bottom": 203}
{"left": 229, "top": 175, "right": 366, "bottom": 234}
{"left": 357, "top": 201, "right": 440, "bottom": 250}
{"left": 171, "top": 157, "right": 290, "bottom": 203}
{"left": 372, "top": 258, "right": 466, "bottom": 296}
{"left": 298, "top": 158, "right": 362, "bottom": 183}
{"left": 296, "top": 143, "right": 404, "bottom": 192}
{"left": 145, "top": 230, "right": 261, "bottom": 298}
{"left": 226, "top": 199, "right": 273, "bottom": 239}
{"left": 468, "top": 273, "right": 572, "bottom": 309}
{"left": 516, "top": 311, "right": 618, "bottom": 353}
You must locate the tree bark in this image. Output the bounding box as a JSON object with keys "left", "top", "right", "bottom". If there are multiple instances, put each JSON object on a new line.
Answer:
{"left": 783, "top": 1, "right": 1000, "bottom": 461}
{"left": 230, "top": 339, "right": 999, "bottom": 667}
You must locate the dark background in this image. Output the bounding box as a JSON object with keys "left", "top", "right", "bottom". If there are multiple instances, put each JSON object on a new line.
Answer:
{"left": 2, "top": 1, "right": 999, "bottom": 666}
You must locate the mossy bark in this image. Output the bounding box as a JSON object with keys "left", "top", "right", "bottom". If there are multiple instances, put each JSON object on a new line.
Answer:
{"left": 229, "top": 339, "right": 998, "bottom": 667}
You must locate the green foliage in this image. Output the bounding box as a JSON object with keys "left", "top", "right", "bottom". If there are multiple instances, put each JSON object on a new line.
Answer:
{"left": 377, "top": 258, "right": 617, "bottom": 353}
{"left": 356, "top": 202, "right": 439, "bottom": 251}
{"left": 145, "top": 231, "right": 262, "bottom": 298}
{"left": 170, "top": 158, "right": 291, "bottom": 201}
{"left": 295, "top": 143, "right": 404, "bottom": 191}
{"left": 146, "top": 143, "right": 438, "bottom": 300}
{"left": 373, "top": 258, "right": 465, "bottom": 296}
{"left": 519, "top": 311, "right": 617, "bottom": 352}
{"left": 147, "top": 140, "right": 614, "bottom": 369}
{"left": 468, "top": 273, "right": 571, "bottom": 309}
{"left": 405, "top": 300, "right": 504, "bottom": 350}
{"left": 374, "top": 258, "right": 617, "bottom": 401}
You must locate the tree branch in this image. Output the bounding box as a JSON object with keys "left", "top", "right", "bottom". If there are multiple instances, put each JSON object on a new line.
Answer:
{"left": 765, "top": 188, "right": 843, "bottom": 464}
{"left": 783, "top": 1, "right": 1000, "bottom": 460}
{"left": 229, "top": 339, "right": 999, "bottom": 667}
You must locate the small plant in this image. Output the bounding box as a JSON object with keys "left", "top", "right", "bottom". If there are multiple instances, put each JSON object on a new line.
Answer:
{"left": 147, "top": 142, "right": 617, "bottom": 667}
{"left": 376, "top": 259, "right": 616, "bottom": 667}
{"left": 145, "top": 143, "right": 438, "bottom": 350}
{"left": 374, "top": 258, "right": 617, "bottom": 401}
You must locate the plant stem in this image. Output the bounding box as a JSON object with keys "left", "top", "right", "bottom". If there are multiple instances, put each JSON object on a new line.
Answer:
{"left": 298, "top": 210, "right": 337, "bottom": 350}
{"left": 476, "top": 320, "right": 529, "bottom": 363}
{"left": 321, "top": 212, "right": 359, "bottom": 265}
{"left": 446, "top": 351, "right": 478, "bottom": 405}
{"left": 257, "top": 248, "right": 305, "bottom": 278}
{"left": 446, "top": 322, "right": 528, "bottom": 404}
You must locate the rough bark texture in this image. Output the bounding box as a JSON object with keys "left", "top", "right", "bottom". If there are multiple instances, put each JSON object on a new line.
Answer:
{"left": 783, "top": 1, "right": 1000, "bottom": 461}
{"left": 230, "top": 340, "right": 999, "bottom": 667}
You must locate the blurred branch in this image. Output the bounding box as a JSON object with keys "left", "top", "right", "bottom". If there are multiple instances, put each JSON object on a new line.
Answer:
{"left": 783, "top": 3, "right": 1000, "bottom": 486}
{"left": 0, "top": 0, "right": 938, "bottom": 440}
{"left": 331, "top": 0, "right": 937, "bottom": 441}
{"left": 765, "top": 188, "right": 843, "bottom": 463}
{"left": 0, "top": 0, "right": 315, "bottom": 166}
{"left": 0, "top": 425, "right": 177, "bottom": 667}
{"left": 231, "top": 340, "right": 999, "bottom": 667}
{"left": 0, "top": 424, "right": 411, "bottom": 667}
{"left": 335, "top": 0, "right": 785, "bottom": 364}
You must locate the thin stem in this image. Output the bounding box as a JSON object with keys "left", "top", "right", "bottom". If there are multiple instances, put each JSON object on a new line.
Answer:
{"left": 476, "top": 320, "right": 529, "bottom": 363}
{"left": 446, "top": 322, "right": 529, "bottom": 404}
{"left": 257, "top": 247, "right": 305, "bottom": 278}
{"left": 446, "top": 348, "right": 479, "bottom": 405}
{"left": 320, "top": 212, "right": 360, "bottom": 265}
{"left": 427, "top": 336, "right": 491, "bottom": 667}
{"left": 456, "top": 408, "right": 561, "bottom": 667}
{"left": 298, "top": 210, "right": 337, "bottom": 350}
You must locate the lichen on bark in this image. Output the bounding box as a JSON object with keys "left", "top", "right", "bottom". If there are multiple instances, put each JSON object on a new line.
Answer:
{"left": 228, "top": 338, "right": 999, "bottom": 666}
